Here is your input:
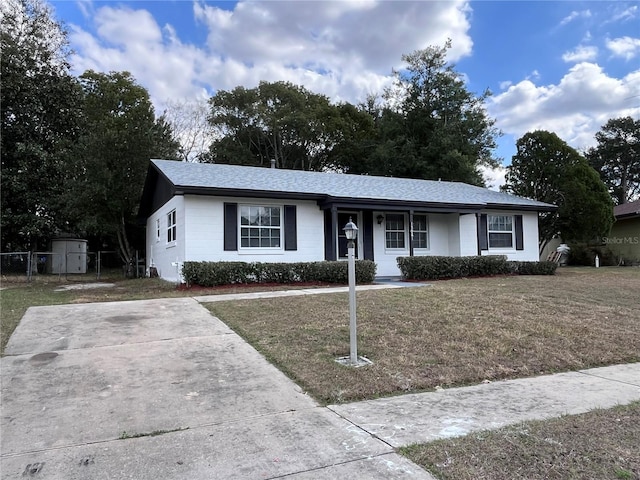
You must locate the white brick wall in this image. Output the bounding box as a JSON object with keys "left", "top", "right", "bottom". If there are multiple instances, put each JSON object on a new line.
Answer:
{"left": 146, "top": 196, "right": 185, "bottom": 282}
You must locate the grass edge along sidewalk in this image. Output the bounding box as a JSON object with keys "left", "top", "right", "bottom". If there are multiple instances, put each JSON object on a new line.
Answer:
{"left": 401, "top": 401, "right": 640, "bottom": 480}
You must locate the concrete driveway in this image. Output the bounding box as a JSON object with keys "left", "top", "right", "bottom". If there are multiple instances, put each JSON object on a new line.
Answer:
{"left": 1, "top": 298, "right": 433, "bottom": 479}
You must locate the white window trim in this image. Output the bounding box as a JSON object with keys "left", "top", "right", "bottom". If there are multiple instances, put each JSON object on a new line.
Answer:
{"left": 167, "top": 209, "right": 177, "bottom": 246}
{"left": 384, "top": 212, "right": 409, "bottom": 251}
{"left": 238, "top": 204, "right": 284, "bottom": 253}
{"left": 487, "top": 214, "right": 515, "bottom": 250}
{"left": 155, "top": 218, "right": 161, "bottom": 243}
{"left": 412, "top": 214, "right": 430, "bottom": 250}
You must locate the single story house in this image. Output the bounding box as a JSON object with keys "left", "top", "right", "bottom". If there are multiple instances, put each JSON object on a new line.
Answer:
{"left": 139, "top": 159, "right": 556, "bottom": 282}
{"left": 607, "top": 200, "right": 640, "bottom": 264}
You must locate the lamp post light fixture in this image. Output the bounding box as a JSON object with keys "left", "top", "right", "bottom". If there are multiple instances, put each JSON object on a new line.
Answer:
{"left": 343, "top": 217, "right": 359, "bottom": 365}
{"left": 334, "top": 217, "right": 372, "bottom": 368}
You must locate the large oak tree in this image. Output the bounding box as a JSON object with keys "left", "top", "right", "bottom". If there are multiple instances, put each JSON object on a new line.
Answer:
{"left": 205, "top": 81, "right": 368, "bottom": 171}
{"left": 586, "top": 116, "right": 640, "bottom": 205}
{"left": 340, "top": 41, "right": 500, "bottom": 185}
{"left": 1, "top": 0, "right": 82, "bottom": 250}
{"left": 66, "top": 71, "right": 179, "bottom": 272}
{"left": 503, "top": 131, "right": 613, "bottom": 253}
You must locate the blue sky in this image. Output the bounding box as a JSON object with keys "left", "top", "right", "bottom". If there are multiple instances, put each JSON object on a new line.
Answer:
{"left": 50, "top": 0, "right": 640, "bottom": 187}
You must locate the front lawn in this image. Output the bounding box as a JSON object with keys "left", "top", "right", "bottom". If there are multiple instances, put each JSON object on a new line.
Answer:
{"left": 205, "top": 267, "right": 640, "bottom": 404}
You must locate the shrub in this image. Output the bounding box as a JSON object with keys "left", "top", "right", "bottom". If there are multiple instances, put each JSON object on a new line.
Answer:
{"left": 182, "top": 261, "right": 254, "bottom": 287}
{"left": 396, "top": 255, "right": 556, "bottom": 280}
{"left": 507, "top": 261, "right": 558, "bottom": 275}
{"left": 182, "top": 260, "right": 377, "bottom": 287}
{"left": 567, "top": 243, "right": 617, "bottom": 266}
{"left": 396, "top": 255, "right": 510, "bottom": 280}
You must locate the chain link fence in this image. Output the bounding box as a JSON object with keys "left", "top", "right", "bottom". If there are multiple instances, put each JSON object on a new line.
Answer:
{"left": 0, "top": 250, "right": 145, "bottom": 283}
{"left": 0, "top": 252, "right": 31, "bottom": 282}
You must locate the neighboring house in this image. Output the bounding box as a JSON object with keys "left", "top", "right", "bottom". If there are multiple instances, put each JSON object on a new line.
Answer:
{"left": 139, "top": 160, "right": 556, "bottom": 282}
{"left": 607, "top": 200, "right": 640, "bottom": 264}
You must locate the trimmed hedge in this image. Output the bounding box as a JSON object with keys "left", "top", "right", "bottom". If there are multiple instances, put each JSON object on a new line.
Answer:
{"left": 397, "top": 255, "right": 556, "bottom": 280}
{"left": 507, "top": 260, "right": 558, "bottom": 275}
{"left": 182, "top": 260, "right": 377, "bottom": 287}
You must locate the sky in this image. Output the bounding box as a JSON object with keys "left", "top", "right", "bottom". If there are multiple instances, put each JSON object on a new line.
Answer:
{"left": 49, "top": 0, "right": 640, "bottom": 188}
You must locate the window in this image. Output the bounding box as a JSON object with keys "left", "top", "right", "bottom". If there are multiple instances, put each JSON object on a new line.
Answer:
{"left": 167, "top": 210, "right": 176, "bottom": 243}
{"left": 240, "top": 205, "right": 281, "bottom": 248}
{"left": 488, "top": 215, "right": 513, "bottom": 248}
{"left": 385, "top": 213, "right": 406, "bottom": 249}
{"left": 156, "top": 219, "right": 161, "bottom": 242}
{"left": 413, "top": 214, "right": 429, "bottom": 249}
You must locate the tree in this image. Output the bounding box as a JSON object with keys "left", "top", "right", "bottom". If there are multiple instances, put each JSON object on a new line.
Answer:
{"left": 1, "top": 0, "right": 81, "bottom": 251}
{"left": 205, "top": 81, "right": 368, "bottom": 171}
{"left": 586, "top": 116, "right": 640, "bottom": 205}
{"left": 162, "top": 98, "right": 215, "bottom": 162}
{"left": 67, "top": 71, "right": 179, "bottom": 273}
{"left": 340, "top": 41, "right": 500, "bottom": 185}
{"left": 503, "top": 131, "right": 613, "bottom": 253}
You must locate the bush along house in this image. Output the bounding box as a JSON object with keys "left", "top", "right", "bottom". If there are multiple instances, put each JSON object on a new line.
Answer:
{"left": 138, "top": 159, "right": 557, "bottom": 282}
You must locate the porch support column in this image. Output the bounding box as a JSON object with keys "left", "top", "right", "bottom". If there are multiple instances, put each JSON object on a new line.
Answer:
{"left": 324, "top": 206, "right": 338, "bottom": 261}
{"left": 409, "top": 209, "right": 415, "bottom": 257}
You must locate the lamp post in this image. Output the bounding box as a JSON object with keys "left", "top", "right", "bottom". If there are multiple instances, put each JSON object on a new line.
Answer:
{"left": 343, "top": 217, "right": 358, "bottom": 365}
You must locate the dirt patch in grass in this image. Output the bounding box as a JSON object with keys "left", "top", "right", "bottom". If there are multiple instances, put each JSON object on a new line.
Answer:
{"left": 401, "top": 401, "right": 640, "bottom": 480}
{"left": 206, "top": 268, "right": 640, "bottom": 404}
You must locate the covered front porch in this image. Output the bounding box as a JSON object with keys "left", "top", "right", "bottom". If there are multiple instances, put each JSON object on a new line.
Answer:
{"left": 320, "top": 203, "right": 481, "bottom": 277}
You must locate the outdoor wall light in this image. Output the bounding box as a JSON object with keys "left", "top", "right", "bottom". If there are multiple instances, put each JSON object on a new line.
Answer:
{"left": 376, "top": 214, "right": 384, "bottom": 225}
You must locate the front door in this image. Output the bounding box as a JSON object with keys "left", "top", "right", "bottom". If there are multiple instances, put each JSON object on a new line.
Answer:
{"left": 337, "top": 212, "right": 359, "bottom": 259}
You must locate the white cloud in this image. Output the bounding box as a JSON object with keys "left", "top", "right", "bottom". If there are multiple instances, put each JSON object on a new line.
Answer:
{"left": 67, "top": 0, "right": 473, "bottom": 113}
{"left": 489, "top": 63, "right": 640, "bottom": 152}
{"left": 528, "top": 70, "right": 540, "bottom": 81}
{"left": 606, "top": 36, "right": 640, "bottom": 60}
{"left": 559, "top": 9, "right": 591, "bottom": 27}
{"left": 562, "top": 45, "right": 598, "bottom": 63}
{"left": 608, "top": 5, "right": 638, "bottom": 23}
{"left": 499, "top": 80, "right": 512, "bottom": 90}
{"left": 480, "top": 164, "right": 507, "bottom": 191}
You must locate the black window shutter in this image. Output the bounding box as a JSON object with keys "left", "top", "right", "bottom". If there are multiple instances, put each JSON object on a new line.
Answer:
{"left": 478, "top": 214, "right": 488, "bottom": 252}
{"left": 284, "top": 205, "right": 297, "bottom": 251}
{"left": 362, "top": 210, "right": 374, "bottom": 261}
{"left": 224, "top": 203, "right": 237, "bottom": 251}
{"left": 515, "top": 215, "right": 524, "bottom": 250}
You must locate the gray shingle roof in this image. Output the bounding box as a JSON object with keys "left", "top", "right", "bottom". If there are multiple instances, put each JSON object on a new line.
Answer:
{"left": 613, "top": 199, "right": 640, "bottom": 218}
{"left": 151, "top": 159, "right": 555, "bottom": 210}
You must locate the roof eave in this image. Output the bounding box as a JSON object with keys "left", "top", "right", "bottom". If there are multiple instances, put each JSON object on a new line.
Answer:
{"left": 484, "top": 202, "right": 558, "bottom": 212}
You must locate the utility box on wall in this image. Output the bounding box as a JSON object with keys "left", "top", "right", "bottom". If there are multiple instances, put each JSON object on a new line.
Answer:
{"left": 50, "top": 239, "right": 88, "bottom": 274}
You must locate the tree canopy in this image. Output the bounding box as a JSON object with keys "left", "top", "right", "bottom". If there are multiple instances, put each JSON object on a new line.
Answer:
{"left": 65, "top": 71, "right": 179, "bottom": 268}
{"left": 503, "top": 131, "right": 613, "bottom": 252}
{"left": 1, "top": 0, "right": 82, "bottom": 250}
{"left": 205, "top": 81, "right": 367, "bottom": 171}
{"left": 586, "top": 116, "right": 640, "bottom": 205}
{"left": 337, "top": 41, "right": 500, "bottom": 185}
{"left": 203, "top": 42, "right": 500, "bottom": 186}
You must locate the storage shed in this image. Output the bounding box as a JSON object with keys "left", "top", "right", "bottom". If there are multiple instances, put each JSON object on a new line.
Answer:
{"left": 50, "top": 238, "right": 88, "bottom": 274}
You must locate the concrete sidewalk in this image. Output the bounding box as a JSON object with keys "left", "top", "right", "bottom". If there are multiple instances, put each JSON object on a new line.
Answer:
{"left": 1, "top": 289, "right": 639, "bottom": 479}
{"left": 190, "top": 282, "right": 411, "bottom": 303}
{"left": 329, "top": 363, "right": 640, "bottom": 448}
